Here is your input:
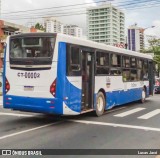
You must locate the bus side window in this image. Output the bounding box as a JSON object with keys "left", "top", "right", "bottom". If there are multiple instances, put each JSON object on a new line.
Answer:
{"left": 110, "top": 54, "right": 121, "bottom": 75}
{"left": 143, "top": 60, "right": 148, "bottom": 80}
{"left": 67, "top": 45, "right": 81, "bottom": 76}
{"left": 122, "top": 69, "right": 130, "bottom": 82}
{"left": 122, "top": 56, "right": 130, "bottom": 82}
{"left": 96, "top": 51, "right": 109, "bottom": 75}
{"left": 137, "top": 59, "right": 143, "bottom": 81}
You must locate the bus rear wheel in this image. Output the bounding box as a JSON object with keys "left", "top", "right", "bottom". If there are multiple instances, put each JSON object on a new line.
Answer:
{"left": 140, "top": 88, "right": 146, "bottom": 103}
{"left": 95, "top": 92, "right": 105, "bottom": 117}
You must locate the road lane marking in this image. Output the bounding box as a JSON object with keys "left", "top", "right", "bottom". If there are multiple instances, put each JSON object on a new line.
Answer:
{"left": 69, "top": 120, "right": 160, "bottom": 132}
{"left": 114, "top": 108, "right": 146, "bottom": 117}
{"left": 0, "top": 112, "right": 34, "bottom": 117}
{"left": 0, "top": 121, "right": 62, "bottom": 140}
{"left": 104, "top": 107, "right": 127, "bottom": 114}
{"left": 138, "top": 109, "right": 160, "bottom": 120}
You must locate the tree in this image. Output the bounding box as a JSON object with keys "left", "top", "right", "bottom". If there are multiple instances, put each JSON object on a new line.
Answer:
{"left": 147, "top": 38, "right": 160, "bottom": 77}
{"left": 35, "top": 23, "right": 46, "bottom": 31}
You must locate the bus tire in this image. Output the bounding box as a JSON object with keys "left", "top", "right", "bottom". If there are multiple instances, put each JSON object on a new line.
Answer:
{"left": 140, "top": 88, "right": 146, "bottom": 103}
{"left": 95, "top": 92, "right": 105, "bottom": 117}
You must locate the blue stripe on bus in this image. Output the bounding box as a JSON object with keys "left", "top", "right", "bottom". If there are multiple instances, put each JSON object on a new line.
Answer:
{"left": 63, "top": 77, "right": 81, "bottom": 113}
{"left": 3, "top": 45, "right": 7, "bottom": 105}
{"left": 105, "top": 86, "right": 149, "bottom": 109}
{"left": 3, "top": 95, "right": 63, "bottom": 114}
{"left": 57, "top": 42, "right": 81, "bottom": 113}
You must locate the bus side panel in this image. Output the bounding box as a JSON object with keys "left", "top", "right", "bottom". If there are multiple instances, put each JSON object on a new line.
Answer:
{"left": 106, "top": 88, "right": 142, "bottom": 109}
{"left": 95, "top": 76, "right": 149, "bottom": 110}
{"left": 56, "top": 42, "right": 81, "bottom": 115}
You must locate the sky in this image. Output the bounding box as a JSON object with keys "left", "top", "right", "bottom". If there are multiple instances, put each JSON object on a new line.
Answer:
{"left": 1, "top": 0, "right": 160, "bottom": 37}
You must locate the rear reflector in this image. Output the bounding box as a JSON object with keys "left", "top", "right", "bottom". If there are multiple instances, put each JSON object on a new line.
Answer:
{"left": 50, "top": 79, "right": 56, "bottom": 97}
{"left": 5, "top": 77, "right": 10, "bottom": 94}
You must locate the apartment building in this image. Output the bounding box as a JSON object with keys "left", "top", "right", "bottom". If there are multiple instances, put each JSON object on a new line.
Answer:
{"left": 64, "top": 25, "right": 82, "bottom": 37}
{"left": 128, "top": 24, "right": 144, "bottom": 52}
{"left": 87, "top": 3, "right": 125, "bottom": 46}
{"left": 44, "top": 17, "right": 64, "bottom": 33}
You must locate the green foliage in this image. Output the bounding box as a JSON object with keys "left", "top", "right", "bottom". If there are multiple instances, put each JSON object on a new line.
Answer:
{"left": 35, "top": 23, "right": 46, "bottom": 31}
{"left": 148, "top": 38, "right": 160, "bottom": 76}
{"left": 148, "top": 38, "right": 160, "bottom": 55}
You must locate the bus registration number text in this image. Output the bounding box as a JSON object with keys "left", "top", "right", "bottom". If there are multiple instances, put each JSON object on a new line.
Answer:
{"left": 17, "top": 72, "right": 40, "bottom": 79}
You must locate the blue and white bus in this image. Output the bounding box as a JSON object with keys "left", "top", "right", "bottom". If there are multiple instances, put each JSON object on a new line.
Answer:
{"left": 3, "top": 33, "right": 155, "bottom": 116}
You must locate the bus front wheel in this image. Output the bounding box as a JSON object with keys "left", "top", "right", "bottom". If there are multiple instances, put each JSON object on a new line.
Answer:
{"left": 95, "top": 92, "right": 105, "bottom": 117}
{"left": 140, "top": 88, "right": 146, "bottom": 103}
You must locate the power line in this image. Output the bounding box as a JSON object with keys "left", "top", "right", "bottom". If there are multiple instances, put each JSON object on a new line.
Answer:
{"left": 2, "top": 0, "right": 160, "bottom": 20}
{"left": 2, "top": 0, "right": 159, "bottom": 19}
{"left": 1, "top": 0, "right": 107, "bottom": 15}
{"left": 3, "top": 3, "right": 160, "bottom": 21}
{"left": 2, "top": 0, "right": 156, "bottom": 16}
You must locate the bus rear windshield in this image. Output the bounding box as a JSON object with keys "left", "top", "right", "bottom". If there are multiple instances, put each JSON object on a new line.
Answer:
{"left": 9, "top": 36, "right": 55, "bottom": 69}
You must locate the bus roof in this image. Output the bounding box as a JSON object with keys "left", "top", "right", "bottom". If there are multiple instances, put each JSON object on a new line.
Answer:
{"left": 57, "top": 33, "right": 153, "bottom": 60}
{"left": 10, "top": 33, "right": 153, "bottom": 60}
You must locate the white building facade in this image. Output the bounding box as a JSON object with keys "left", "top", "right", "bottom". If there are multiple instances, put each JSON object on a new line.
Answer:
{"left": 64, "top": 25, "right": 82, "bottom": 38}
{"left": 87, "top": 3, "right": 125, "bottom": 46}
{"left": 44, "top": 17, "right": 64, "bottom": 33}
{"left": 128, "top": 24, "right": 144, "bottom": 52}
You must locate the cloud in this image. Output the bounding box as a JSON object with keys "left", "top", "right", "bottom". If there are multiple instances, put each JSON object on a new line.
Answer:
{"left": 1, "top": 0, "right": 160, "bottom": 37}
{"left": 26, "top": 0, "right": 33, "bottom": 4}
{"left": 145, "top": 20, "right": 160, "bottom": 38}
{"left": 2, "top": 0, "right": 96, "bottom": 34}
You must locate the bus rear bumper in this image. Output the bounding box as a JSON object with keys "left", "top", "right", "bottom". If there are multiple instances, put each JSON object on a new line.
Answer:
{"left": 3, "top": 95, "right": 63, "bottom": 115}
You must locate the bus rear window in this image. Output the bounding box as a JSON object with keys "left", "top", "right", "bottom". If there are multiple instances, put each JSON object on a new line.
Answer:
{"left": 10, "top": 37, "right": 55, "bottom": 58}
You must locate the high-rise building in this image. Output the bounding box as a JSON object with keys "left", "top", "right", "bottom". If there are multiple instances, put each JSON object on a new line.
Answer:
{"left": 44, "top": 17, "right": 64, "bottom": 33}
{"left": 64, "top": 25, "right": 82, "bottom": 37}
{"left": 127, "top": 24, "right": 144, "bottom": 52}
{"left": 87, "top": 3, "right": 125, "bottom": 46}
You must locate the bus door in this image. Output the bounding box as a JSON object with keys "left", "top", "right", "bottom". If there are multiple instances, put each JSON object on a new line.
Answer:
{"left": 81, "top": 49, "right": 95, "bottom": 111}
{"left": 148, "top": 60, "right": 155, "bottom": 95}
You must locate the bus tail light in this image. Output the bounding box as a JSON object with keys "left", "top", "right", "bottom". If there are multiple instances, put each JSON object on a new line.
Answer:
{"left": 5, "top": 77, "right": 10, "bottom": 94}
{"left": 50, "top": 79, "right": 56, "bottom": 97}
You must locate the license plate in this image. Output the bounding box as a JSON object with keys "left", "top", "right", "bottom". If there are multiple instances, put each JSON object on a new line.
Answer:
{"left": 24, "top": 86, "right": 34, "bottom": 91}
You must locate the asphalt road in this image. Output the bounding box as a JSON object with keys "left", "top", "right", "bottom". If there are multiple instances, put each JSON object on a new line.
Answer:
{"left": 0, "top": 95, "right": 160, "bottom": 158}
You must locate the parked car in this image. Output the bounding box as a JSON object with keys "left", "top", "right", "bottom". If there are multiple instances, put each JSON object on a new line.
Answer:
{"left": 155, "top": 78, "right": 160, "bottom": 94}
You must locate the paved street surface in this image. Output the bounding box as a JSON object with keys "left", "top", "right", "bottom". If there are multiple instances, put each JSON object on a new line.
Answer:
{"left": 0, "top": 95, "right": 160, "bottom": 158}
